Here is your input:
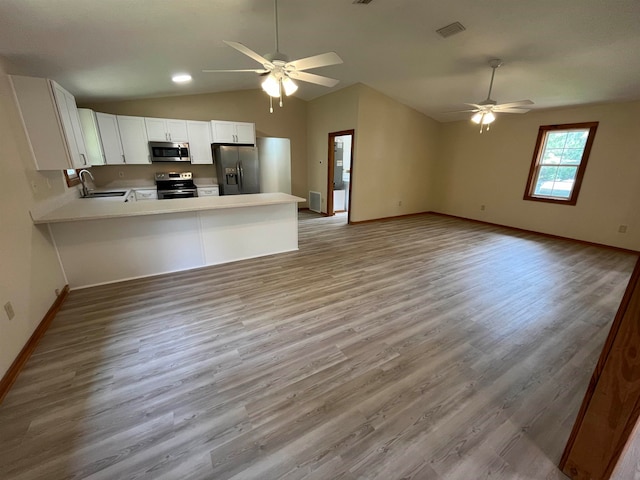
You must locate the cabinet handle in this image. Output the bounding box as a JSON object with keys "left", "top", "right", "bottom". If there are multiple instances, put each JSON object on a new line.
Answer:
{"left": 80, "top": 153, "right": 87, "bottom": 165}
{"left": 122, "top": 154, "right": 126, "bottom": 164}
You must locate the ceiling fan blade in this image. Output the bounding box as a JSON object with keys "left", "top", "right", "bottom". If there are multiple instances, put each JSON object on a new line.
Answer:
{"left": 286, "top": 52, "right": 343, "bottom": 71}
{"left": 289, "top": 71, "right": 339, "bottom": 87}
{"left": 495, "top": 100, "right": 534, "bottom": 108}
{"left": 494, "top": 107, "right": 531, "bottom": 113}
{"left": 202, "top": 69, "right": 269, "bottom": 73}
{"left": 464, "top": 103, "right": 485, "bottom": 109}
{"left": 223, "top": 41, "right": 273, "bottom": 68}
{"left": 443, "top": 109, "right": 480, "bottom": 113}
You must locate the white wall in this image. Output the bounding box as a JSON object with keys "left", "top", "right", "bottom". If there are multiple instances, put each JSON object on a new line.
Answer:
{"left": 0, "top": 59, "right": 67, "bottom": 379}
{"left": 436, "top": 101, "right": 640, "bottom": 250}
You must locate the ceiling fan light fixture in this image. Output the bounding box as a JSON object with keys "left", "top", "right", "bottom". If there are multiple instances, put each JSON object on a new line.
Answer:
{"left": 261, "top": 74, "right": 280, "bottom": 97}
{"left": 282, "top": 76, "right": 298, "bottom": 96}
{"left": 471, "top": 112, "right": 483, "bottom": 124}
{"left": 484, "top": 111, "right": 495, "bottom": 124}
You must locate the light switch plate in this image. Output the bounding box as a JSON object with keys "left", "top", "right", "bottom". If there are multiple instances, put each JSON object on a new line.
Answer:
{"left": 4, "top": 301, "right": 15, "bottom": 320}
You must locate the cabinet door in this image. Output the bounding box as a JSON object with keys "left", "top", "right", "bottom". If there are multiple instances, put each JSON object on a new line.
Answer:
{"left": 117, "top": 116, "right": 150, "bottom": 164}
{"left": 235, "top": 122, "right": 256, "bottom": 145}
{"left": 96, "top": 113, "right": 125, "bottom": 165}
{"left": 211, "top": 121, "right": 235, "bottom": 143}
{"left": 166, "top": 119, "right": 188, "bottom": 142}
{"left": 51, "top": 82, "right": 87, "bottom": 168}
{"left": 187, "top": 121, "right": 213, "bottom": 164}
{"left": 78, "top": 109, "right": 106, "bottom": 166}
{"left": 145, "top": 118, "right": 169, "bottom": 141}
{"left": 10, "top": 75, "right": 71, "bottom": 170}
{"left": 63, "top": 91, "right": 89, "bottom": 168}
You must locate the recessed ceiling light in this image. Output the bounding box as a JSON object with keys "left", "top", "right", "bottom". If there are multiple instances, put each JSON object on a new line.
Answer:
{"left": 172, "top": 74, "right": 192, "bottom": 84}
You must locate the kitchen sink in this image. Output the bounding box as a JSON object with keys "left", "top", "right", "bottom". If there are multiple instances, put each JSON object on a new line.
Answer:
{"left": 81, "top": 191, "right": 127, "bottom": 198}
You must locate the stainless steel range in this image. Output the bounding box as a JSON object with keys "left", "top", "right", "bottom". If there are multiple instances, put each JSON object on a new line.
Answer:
{"left": 155, "top": 172, "right": 198, "bottom": 199}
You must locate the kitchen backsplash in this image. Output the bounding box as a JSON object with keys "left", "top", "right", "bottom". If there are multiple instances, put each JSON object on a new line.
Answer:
{"left": 90, "top": 164, "right": 217, "bottom": 188}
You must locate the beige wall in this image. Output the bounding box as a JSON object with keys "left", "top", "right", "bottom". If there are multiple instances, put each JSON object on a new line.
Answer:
{"left": 436, "top": 101, "right": 640, "bottom": 250}
{"left": 307, "top": 84, "right": 440, "bottom": 221}
{"left": 0, "top": 60, "right": 67, "bottom": 378}
{"left": 306, "top": 84, "right": 360, "bottom": 213}
{"left": 83, "top": 89, "right": 308, "bottom": 203}
{"left": 353, "top": 85, "right": 440, "bottom": 221}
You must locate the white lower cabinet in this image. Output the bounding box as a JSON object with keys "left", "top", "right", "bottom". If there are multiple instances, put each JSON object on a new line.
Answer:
{"left": 117, "top": 116, "right": 150, "bottom": 164}
{"left": 197, "top": 185, "right": 219, "bottom": 197}
{"left": 134, "top": 189, "right": 158, "bottom": 201}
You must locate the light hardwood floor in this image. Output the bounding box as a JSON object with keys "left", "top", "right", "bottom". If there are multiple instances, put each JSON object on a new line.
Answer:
{"left": 0, "top": 212, "right": 637, "bottom": 480}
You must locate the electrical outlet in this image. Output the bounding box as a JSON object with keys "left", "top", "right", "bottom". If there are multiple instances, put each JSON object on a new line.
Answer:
{"left": 4, "top": 301, "right": 15, "bottom": 320}
{"left": 480, "top": 205, "right": 486, "bottom": 211}
{"left": 118, "top": 171, "right": 124, "bottom": 178}
{"left": 618, "top": 225, "right": 628, "bottom": 234}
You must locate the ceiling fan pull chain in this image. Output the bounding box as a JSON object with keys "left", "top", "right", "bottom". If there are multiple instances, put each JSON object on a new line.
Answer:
{"left": 269, "top": 95, "right": 274, "bottom": 114}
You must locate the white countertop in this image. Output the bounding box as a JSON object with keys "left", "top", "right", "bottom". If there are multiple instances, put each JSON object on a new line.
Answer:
{"left": 32, "top": 192, "right": 305, "bottom": 224}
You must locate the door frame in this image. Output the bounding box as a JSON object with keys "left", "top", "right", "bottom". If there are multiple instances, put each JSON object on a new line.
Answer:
{"left": 327, "top": 129, "right": 355, "bottom": 223}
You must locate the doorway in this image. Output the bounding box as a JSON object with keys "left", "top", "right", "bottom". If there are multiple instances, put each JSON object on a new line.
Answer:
{"left": 327, "top": 130, "right": 354, "bottom": 223}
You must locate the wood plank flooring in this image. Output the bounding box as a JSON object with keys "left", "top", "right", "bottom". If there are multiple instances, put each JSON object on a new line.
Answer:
{"left": 0, "top": 212, "right": 637, "bottom": 480}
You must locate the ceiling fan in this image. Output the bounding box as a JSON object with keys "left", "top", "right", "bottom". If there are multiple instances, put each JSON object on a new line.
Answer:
{"left": 203, "top": 0, "right": 343, "bottom": 112}
{"left": 449, "top": 59, "right": 533, "bottom": 132}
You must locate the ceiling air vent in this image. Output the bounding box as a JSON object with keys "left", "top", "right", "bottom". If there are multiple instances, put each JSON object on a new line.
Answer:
{"left": 436, "top": 22, "right": 466, "bottom": 38}
{"left": 353, "top": 0, "right": 373, "bottom": 4}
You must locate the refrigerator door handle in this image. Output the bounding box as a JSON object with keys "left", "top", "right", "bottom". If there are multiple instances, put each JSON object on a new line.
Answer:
{"left": 237, "top": 162, "right": 243, "bottom": 190}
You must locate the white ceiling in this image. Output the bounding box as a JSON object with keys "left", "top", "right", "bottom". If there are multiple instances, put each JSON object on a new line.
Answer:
{"left": 1, "top": 0, "right": 639, "bottom": 122}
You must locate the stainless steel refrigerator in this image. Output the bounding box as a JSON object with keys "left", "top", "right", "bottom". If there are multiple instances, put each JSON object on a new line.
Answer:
{"left": 213, "top": 145, "right": 260, "bottom": 195}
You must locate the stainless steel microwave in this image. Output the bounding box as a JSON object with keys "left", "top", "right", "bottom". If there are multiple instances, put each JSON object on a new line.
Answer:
{"left": 149, "top": 141, "right": 190, "bottom": 162}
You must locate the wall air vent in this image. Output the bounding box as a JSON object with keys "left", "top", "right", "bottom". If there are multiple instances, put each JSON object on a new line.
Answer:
{"left": 309, "top": 191, "right": 322, "bottom": 213}
{"left": 436, "top": 22, "right": 466, "bottom": 38}
{"left": 353, "top": 0, "right": 373, "bottom": 4}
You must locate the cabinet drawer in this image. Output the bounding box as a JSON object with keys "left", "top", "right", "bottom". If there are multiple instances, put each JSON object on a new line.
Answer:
{"left": 197, "top": 186, "right": 219, "bottom": 197}
{"left": 134, "top": 189, "right": 158, "bottom": 201}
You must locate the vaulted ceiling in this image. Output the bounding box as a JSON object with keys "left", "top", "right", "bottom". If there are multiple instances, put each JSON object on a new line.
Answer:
{"left": 1, "top": 0, "right": 639, "bottom": 121}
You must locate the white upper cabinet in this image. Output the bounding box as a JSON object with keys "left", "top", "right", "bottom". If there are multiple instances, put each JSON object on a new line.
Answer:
{"left": 117, "top": 115, "right": 150, "bottom": 164}
{"left": 211, "top": 120, "right": 255, "bottom": 145}
{"left": 186, "top": 121, "right": 213, "bottom": 164}
{"left": 10, "top": 75, "right": 88, "bottom": 170}
{"left": 95, "top": 113, "right": 125, "bottom": 165}
{"left": 53, "top": 84, "right": 89, "bottom": 168}
{"left": 78, "top": 108, "right": 106, "bottom": 166}
{"left": 145, "top": 117, "right": 188, "bottom": 142}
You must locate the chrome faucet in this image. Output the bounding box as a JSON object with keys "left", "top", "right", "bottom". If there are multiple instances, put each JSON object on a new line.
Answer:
{"left": 78, "top": 169, "right": 95, "bottom": 197}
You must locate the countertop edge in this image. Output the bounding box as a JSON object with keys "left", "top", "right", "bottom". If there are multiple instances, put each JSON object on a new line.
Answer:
{"left": 32, "top": 193, "right": 306, "bottom": 224}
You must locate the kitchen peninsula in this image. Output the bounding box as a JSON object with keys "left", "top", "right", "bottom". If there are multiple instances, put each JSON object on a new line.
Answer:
{"left": 32, "top": 193, "right": 304, "bottom": 289}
